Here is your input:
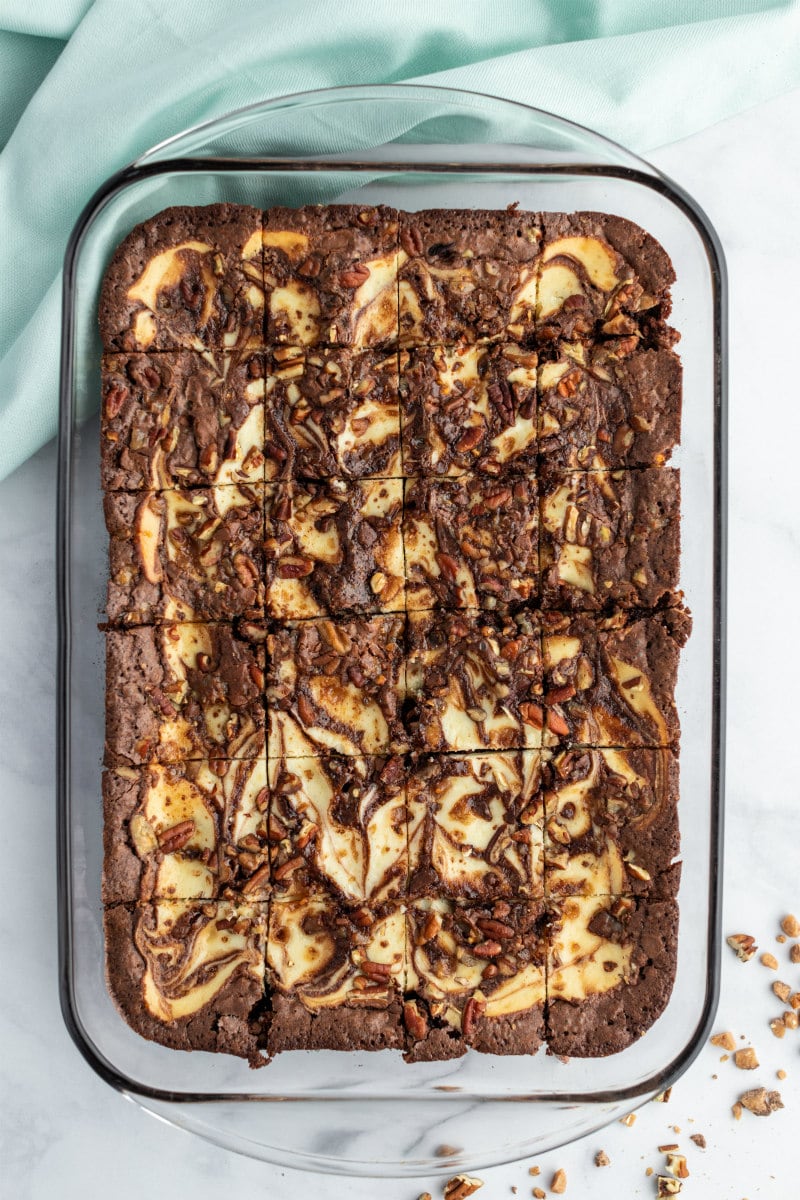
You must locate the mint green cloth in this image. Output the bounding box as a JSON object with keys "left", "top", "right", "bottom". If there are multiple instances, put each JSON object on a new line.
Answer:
{"left": 2, "top": 0, "right": 799, "bottom": 480}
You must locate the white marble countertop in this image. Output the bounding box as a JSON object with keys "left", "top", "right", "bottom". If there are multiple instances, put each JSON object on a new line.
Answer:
{"left": 2, "top": 87, "right": 800, "bottom": 1200}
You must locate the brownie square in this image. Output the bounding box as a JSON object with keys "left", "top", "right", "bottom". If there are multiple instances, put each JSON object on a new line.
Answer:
{"left": 406, "top": 609, "right": 544, "bottom": 753}
{"left": 546, "top": 892, "right": 678, "bottom": 1056}
{"left": 101, "top": 351, "right": 265, "bottom": 491}
{"left": 538, "top": 347, "right": 682, "bottom": 471}
{"left": 407, "top": 751, "right": 544, "bottom": 902}
{"left": 400, "top": 342, "right": 538, "bottom": 477}
{"left": 539, "top": 466, "right": 680, "bottom": 611}
{"left": 543, "top": 747, "right": 680, "bottom": 899}
{"left": 403, "top": 475, "right": 538, "bottom": 611}
{"left": 104, "top": 899, "right": 269, "bottom": 1061}
{"left": 268, "top": 755, "right": 408, "bottom": 904}
{"left": 536, "top": 211, "right": 676, "bottom": 348}
{"left": 264, "top": 346, "right": 401, "bottom": 480}
{"left": 105, "top": 484, "right": 264, "bottom": 625}
{"left": 264, "top": 478, "right": 404, "bottom": 618}
{"left": 266, "top": 893, "right": 405, "bottom": 1052}
{"left": 104, "top": 622, "right": 265, "bottom": 767}
{"left": 542, "top": 609, "right": 691, "bottom": 749}
{"left": 263, "top": 204, "right": 399, "bottom": 349}
{"left": 398, "top": 208, "right": 541, "bottom": 346}
{"left": 99, "top": 204, "right": 263, "bottom": 353}
{"left": 102, "top": 758, "right": 269, "bottom": 905}
{"left": 404, "top": 898, "right": 548, "bottom": 1060}
{"left": 266, "top": 615, "right": 407, "bottom": 759}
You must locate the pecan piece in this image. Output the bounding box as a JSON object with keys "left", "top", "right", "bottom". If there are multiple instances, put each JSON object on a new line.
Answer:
{"left": 157, "top": 820, "right": 195, "bottom": 853}
{"left": 359, "top": 959, "right": 393, "bottom": 982}
{"left": 462, "top": 997, "right": 485, "bottom": 1037}
{"left": 400, "top": 225, "right": 423, "bottom": 256}
{"left": 403, "top": 999, "right": 428, "bottom": 1041}
{"left": 339, "top": 264, "right": 370, "bottom": 288}
{"left": 104, "top": 384, "right": 128, "bottom": 419}
{"left": 738, "top": 1086, "right": 784, "bottom": 1116}
{"left": 443, "top": 1174, "right": 483, "bottom": 1200}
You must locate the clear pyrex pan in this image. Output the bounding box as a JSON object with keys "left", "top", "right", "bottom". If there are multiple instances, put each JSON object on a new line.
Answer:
{"left": 57, "top": 85, "right": 726, "bottom": 1175}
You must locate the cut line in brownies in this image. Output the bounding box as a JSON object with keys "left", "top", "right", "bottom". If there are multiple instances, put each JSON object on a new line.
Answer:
{"left": 100, "top": 202, "right": 688, "bottom": 1063}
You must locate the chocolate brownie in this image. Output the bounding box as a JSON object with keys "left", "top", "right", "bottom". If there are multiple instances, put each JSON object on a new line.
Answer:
{"left": 399, "top": 342, "right": 538, "bottom": 477}
{"left": 101, "top": 351, "right": 265, "bottom": 490}
{"left": 104, "top": 622, "right": 265, "bottom": 767}
{"left": 398, "top": 208, "right": 540, "bottom": 345}
{"left": 99, "top": 203, "right": 686, "bottom": 1064}
{"left": 268, "top": 755, "right": 408, "bottom": 903}
{"left": 262, "top": 204, "right": 399, "bottom": 348}
{"left": 538, "top": 347, "right": 682, "bottom": 471}
{"left": 264, "top": 477, "right": 404, "bottom": 618}
{"left": 539, "top": 466, "right": 680, "bottom": 611}
{"left": 99, "top": 204, "right": 263, "bottom": 353}
{"left": 546, "top": 892, "right": 678, "bottom": 1056}
{"left": 265, "top": 346, "right": 401, "bottom": 480}
{"left": 102, "top": 758, "right": 269, "bottom": 905}
{"left": 104, "top": 900, "right": 269, "bottom": 1062}
{"left": 266, "top": 615, "right": 407, "bottom": 759}
{"left": 403, "top": 475, "right": 538, "bottom": 611}
{"left": 542, "top": 608, "right": 691, "bottom": 748}
{"left": 543, "top": 747, "right": 679, "bottom": 899}
{"left": 266, "top": 893, "right": 405, "bottom": 1052}
{"left": 407, "top": 751, "right": 544, "bottom": 901}
{"left": 405, "top": 609, "right": 544, "bottom": 753}
{"left": 105, "top": 484, "right": 264, "bottom": 625}
{"left": 404, "top": 898, "right": 548, "bottom": 1060}
{"left": 536, "top": 211, "right": 676, "bottom": 348}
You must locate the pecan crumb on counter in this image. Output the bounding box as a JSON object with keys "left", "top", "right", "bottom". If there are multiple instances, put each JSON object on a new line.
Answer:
{"left": 443, "top": 1175, "right": 484, "bottom": 1200}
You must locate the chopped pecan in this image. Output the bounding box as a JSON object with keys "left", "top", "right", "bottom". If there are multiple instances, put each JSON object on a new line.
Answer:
{"left": 403, "top": 999, "right": 428, "bottom": 1041}
{"left": 443, "top": 1175, "right": 483, "bottom": 1200}
{"left": 157, "top": 820, "right": 195, "bottom": 853}
{"left": 727, "top": 933, "right": 757, "bottom": 962}
{"left": 738, "top": 1087, "right": 783, "bottom": 1115}
{"left": 461, "top": 997, "right": 485, "bottom": 1037}
{"left": 339, "top": 265, "right": 370, "bottom": 288}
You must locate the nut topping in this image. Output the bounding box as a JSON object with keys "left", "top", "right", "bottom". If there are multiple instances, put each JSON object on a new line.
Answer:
{"left": 443, "top": 1175, "right": 484, "bottom": 1200}
{"left": 727, "top": 932, "right": 757, "bottom": 962}
{"left": 737, "top": 1086, "right": 784, "bottom": 1116}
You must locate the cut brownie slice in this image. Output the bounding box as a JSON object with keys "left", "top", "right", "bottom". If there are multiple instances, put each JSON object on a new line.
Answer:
{"left": 266, "top": 893, "right": 405, "bottom": 1052}
{"left": 105, "top": 483, "right": 264, "bottom": 625}
{"left": 102, "top": 759, "right": 269, "bottom": 905}
{"left": 268, "top": 755, "right": 408, "bottom": 903}
{"left": 263, "top": 204, "right": 399, "bottom": 348}
{"left": 266, "top": 615, "right": 407, "bottom": 759}
{"left": 399, "top": 342, "right": 537, "bottom": 477}
{"left": 539, "top": 466, "right": 680, "bottom": 611}
{"left": 546, "top": 892, "right": 678, "bottom": 1056}
{"left": 536, "top": 211, "right": 676, "bottom": 347}
{"left": 543, "top": 747, "right": 679, "bottom": 899}
{"left": 538, "top": 346, "right": 682, "bottom": 471}
{"left": 403, "top": 475, "right": 538, "bottom": 611}
{"left": 104, "top": 899, "right": 269, "bottom": 1062}
{"left": 406, "top": 609, "right": 544, "bottom": 753}
{"left": 542, "top": 609, "right": 690, "bottom": 748}
{"left": 404, "top": 899, "right": 548, "bottom": 1060}
{"left": 264, "top": 478, "right": 404, "bottom": 618}
{"left": 101, "top": 351, "right": 265, "bottom": 491}
{"left": 265, "top": 346, "right": 401, "bottom": 480}
{"left": 398, "top": 208, "right": 540, "bottom": 345}
{"left": 104, "top": 622, "right": 265, "bottom": 767}
{"left": 407, "top": 751, "right": 544, "bottom": 901}
{"left": 99, "top": 204, "right": 263, "bottom": 353}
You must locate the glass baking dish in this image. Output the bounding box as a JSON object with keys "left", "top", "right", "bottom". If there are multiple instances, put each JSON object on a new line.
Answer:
{"left": 56, "top": 84, "right": 726, "bottom": 1177}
